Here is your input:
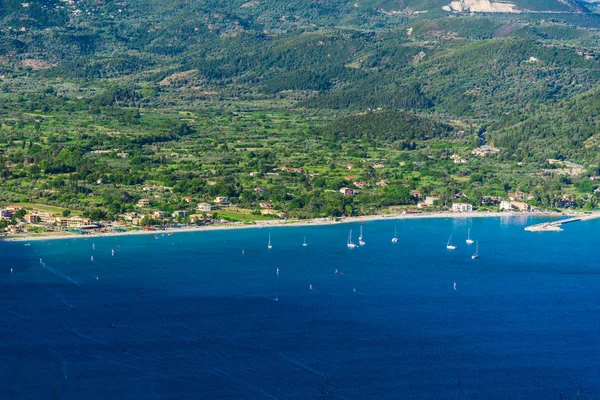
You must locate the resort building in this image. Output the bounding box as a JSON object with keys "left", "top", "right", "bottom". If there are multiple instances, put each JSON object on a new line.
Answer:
{"left": 452, "top": 203, "right": 473, "bottom": 212}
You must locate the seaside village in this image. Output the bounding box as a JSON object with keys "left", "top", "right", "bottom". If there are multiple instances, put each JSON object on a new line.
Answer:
{"left": 0, "top": 151, "right": 592, "bottom": 238}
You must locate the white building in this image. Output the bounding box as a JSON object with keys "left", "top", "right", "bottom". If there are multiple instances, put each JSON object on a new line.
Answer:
{"left": 499, "top": 201, "right": 513, "bottom": 211}
{"left": 196, "top": 203, "right": 212, "bottom": 212}
{"left": 452, "top": 203, "right": 473, "bottom": 212}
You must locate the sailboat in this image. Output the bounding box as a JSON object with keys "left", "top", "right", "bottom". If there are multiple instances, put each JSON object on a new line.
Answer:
{"left": 471, "top": 241, "right": 479, "bottom": 259}
{"left": 392, "top": 225, "right": 398, "bottom": 243}
{"left": 268, "top": 233, "right": 272, "bottom": 249}
{"left": 347, "top": 229, "right": 357, "bottom": 249}
{"left": 446, "top": 234, "right": 456, "bottom": 250}
{"left": 358, "top": 225, "right": 366, "bottom": 246}
{"left": 466, "top": 228, "right": 474, "bottom": 245}
{"left": 303, "top": 236, "right": 307, "bottom": 247}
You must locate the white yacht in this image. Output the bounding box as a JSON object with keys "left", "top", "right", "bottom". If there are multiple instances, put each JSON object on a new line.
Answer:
{"left": 446, "top": 234, "right": 456, "bottom": 250}
{"left": 466, "top": 228, "right": 474, "bottom": 245}
{"left": 347, "top": 229, "right": 357, "bottom": 249}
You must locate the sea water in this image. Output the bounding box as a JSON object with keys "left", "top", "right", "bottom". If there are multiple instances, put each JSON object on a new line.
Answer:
{"left": 0, "top": 216, "right": 599, "bottom": 399}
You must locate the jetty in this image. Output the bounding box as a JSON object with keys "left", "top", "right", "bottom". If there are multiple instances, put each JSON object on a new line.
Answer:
{"left": 525, "top": 212, "right": 600, "bottom": 232}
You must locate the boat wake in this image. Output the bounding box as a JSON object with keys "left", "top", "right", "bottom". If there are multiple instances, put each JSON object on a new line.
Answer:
{"left": 279, "top": 353, "right": 327, "bottom": 378}
{"left": 3, "top": 308, "right": 30, "bottom": 321}
{"left": 63, "top": 325, "right": 105, "bottom": 346}
{"left": 40, "top": 262, "right": 81, "bottom": 287}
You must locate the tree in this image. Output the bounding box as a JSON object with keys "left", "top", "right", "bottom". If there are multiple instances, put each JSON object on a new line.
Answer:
{"left": 62, "top": 209, "right": 71, "bottom": 217}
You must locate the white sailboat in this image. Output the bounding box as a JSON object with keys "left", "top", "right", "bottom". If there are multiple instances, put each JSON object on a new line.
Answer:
{"left": 471, "top": 241, "right": 479, "bottom": 259}
{"left": 303, "top": 236, "right": 307, "bottom": 247}
{"left": 358, "top": 225, "right": 366, "bottom": 246}
{"left": 391, "top": 225, "right": 398, "bottom": 243}
{"left": 347, "top": 229, "right": 357, "bottom": 249}
{"left": 446, "top": 234, "right": 456, "bottom": 250}
{"left": 466, "top": 228, "right": 474, "bottom": 245}
{"left": 268, "top": 233, "right": 272, "bottom": 249}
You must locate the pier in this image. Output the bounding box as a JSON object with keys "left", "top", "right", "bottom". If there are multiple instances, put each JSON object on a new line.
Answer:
{"left": 524, "top": 212, "right": 600, "bottom": 232}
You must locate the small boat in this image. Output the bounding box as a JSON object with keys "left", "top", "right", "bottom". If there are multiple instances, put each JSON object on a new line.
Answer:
{"left": 91, "top": 256, "right": 94, "bottom": 261}
{"left": 466, "top": 228, "right": 474, "bottom": 245}
{"left": 111, "top": 249, "right": 115, "bottom": 256}
{"left": 276, "top": 267, "right": 279, "bottom": 275}
{"left": 471, "top": 241, "right": 480, "bottom": 260}
{"left": 273, "top": 296, "right": 279, "bottom": 302}
{"left": 358, "top": 225, "right": 366, "bottom": 246}
{"left": 92, "top": 243, "right": 95, "bottom": 250}
{"left": 268, "top": 233, "right": 272, "bottom": 249}
{"left": 347, "top": 229, "right": 357, "bottom": 249}
{"left": 392, "top": 225, "right": 398, "bottom": 243}
{"left": 24, "top": 243, "right": 30, "bottom": 247}
{"left": 453, "top": 281, "right": 457, "bottom": 291}
{"left": 303, "top": 236, "right": 307, "bottom": 247}
{"left": 309, "top": 284, "right": 313, "bottom": 290}
{"left": 10, "top": 268, "right": 13, "bottom": 273}
{"left": 446, "top": 234, "right": 456, "bottom": 250}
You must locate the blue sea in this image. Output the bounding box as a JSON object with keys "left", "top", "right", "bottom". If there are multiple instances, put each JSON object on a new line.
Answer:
{"left": 1, "top": 216, "right": 599, "bottom": 399}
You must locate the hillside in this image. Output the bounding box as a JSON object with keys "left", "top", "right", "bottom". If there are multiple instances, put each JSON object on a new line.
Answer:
{"left": 2, "top": 0, "right": 600, "bottom": 223}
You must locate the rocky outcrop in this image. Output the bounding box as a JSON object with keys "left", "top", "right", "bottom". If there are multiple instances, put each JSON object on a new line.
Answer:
{"left": 442, "top": 0, "right": 520, "bottom": 13}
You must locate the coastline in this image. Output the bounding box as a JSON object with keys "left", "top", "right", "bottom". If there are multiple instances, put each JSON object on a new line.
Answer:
{"left": 2, "top": 211, "right": 562, "bottom": 242}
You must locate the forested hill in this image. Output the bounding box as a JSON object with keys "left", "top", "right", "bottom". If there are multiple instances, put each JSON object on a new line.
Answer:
{"left": 2, "top": 0, "right": 600, "bottom": 218}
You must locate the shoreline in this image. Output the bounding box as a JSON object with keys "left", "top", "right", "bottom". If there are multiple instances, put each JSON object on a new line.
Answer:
{"left": 2, "top": 211, "right": 562, "bottom": 242}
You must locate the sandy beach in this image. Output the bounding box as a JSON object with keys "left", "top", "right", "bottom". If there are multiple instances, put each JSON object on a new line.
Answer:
{"left": 2, "top": 211, "right": 563, "bottom": 242}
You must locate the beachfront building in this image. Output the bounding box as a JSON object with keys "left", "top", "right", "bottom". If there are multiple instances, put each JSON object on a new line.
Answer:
{"left": 499, "top": 201, "right": 513, "bottom": 211}
{"left": 452, "top": 203, "right": 473, "bottom": 213}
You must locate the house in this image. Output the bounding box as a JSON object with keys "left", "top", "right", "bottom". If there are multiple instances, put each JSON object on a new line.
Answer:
{"left": 214, "top": 196, "right": 228, "bottom": 205}
{"left": 259, "top": 202, "right": 272, "bottom": 209}
{"left": 454, "top": 192, "right": 469, "bottom": 200}
{"left": 0, "top": 210, "right": 14, "bottom": 221}
{"left": 417, "top": 202, "right": 429, "bottom": 209}
{"left": 482, "top": 196, "right": 501, "bottom": 205}
{"left": 511, "top": 201, "right": 530, "bottom": 212}
{"left": 372, "top": 163, "right": 385, "bottom": 169}
{"left": 172, "top": 210, "right": 187, "bottom": 218}
{"left": 377, "top": 180, "right": 388, "bottom": 187}
{"left": 404, "top": 209, "right": 422, "bottom": 214}
{"left": 499, "top": 201, "right": 514, "bottom": 211}
{"left": 452, "top": 203, "right": 473, "bottom": 212}
{"left": 137, "top": 199, "right": 151, "bottom": 207}
{"left": 117, "top": 152, "right": 129, "bottom": 158}
{"left": 472, "top": 145, "right": 500, "bottom": 157}
{"left": 24, "top": 214, "right": 41, "bottom": 224}
{"left": 560, "top": 196, "right": 575, "bottom": 208}
{"left": 424, "top": 195, "right": 440, "bottom": 206}
{"left": 67, "top": 217, "right": 92, "bottom": 228}
{"left": 450, "top": 154, "right": 467, "bottom": 164}
{"left": 196, "top": 203, "right": 212, "bottom": 212}
{"left": 410, "top": 190, "right": 421, "bottom": 199}
{"left": 353, "top": 181, "right": 368, "bottom": 189}
{"left": 508, "top": 192, "right": 527, "bottom": 201}
{"left": 182, "top": 196, "right": 192, "bottom": 203}
{"left": 96, "top": 178, "right": 104, "bottom": 185}
{"left": 153, "top": 211, "right": 166, "bottom": 219}
{"left": 340, "top": 188, "right": 356, "bottom": 196}
{"left": 254, "top": 186, "right": 265, "bottom": 193}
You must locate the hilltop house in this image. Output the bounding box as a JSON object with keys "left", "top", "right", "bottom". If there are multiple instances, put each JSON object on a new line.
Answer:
{"left": 137, "top": 199, "right": 151, "bottom": 207}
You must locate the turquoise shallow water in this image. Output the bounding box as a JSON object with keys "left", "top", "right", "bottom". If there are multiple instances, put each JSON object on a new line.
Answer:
{"left": 1, "top": 216, "right": 599, "bottom": 399}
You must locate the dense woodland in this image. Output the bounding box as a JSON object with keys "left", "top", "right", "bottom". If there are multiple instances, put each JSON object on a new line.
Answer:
{"left": 1, "top": 0, "right": 600, "bottom": 222}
